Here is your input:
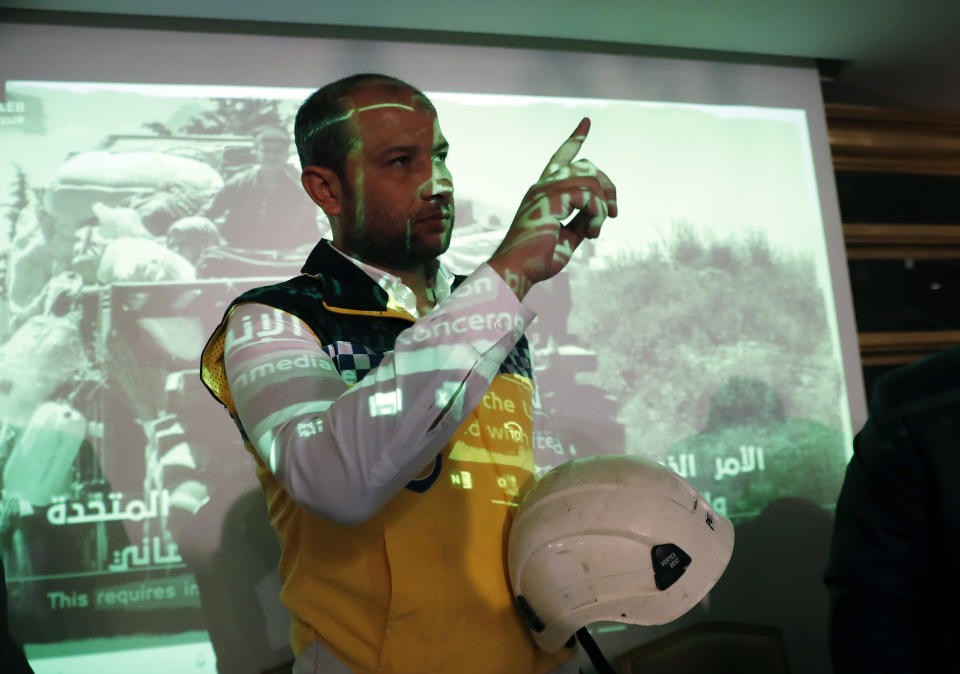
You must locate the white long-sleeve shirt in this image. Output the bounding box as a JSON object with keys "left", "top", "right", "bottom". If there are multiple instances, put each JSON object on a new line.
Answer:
{"left": 222, "top": 262, "right": 535, "bottom": 525}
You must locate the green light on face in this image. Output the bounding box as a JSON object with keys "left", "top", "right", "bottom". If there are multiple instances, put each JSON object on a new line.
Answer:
{"left": 353, "top": 153, "right": 365, "bottom": 234}
{"left": 356, "top": 103, "right": 416, "bottom": 113}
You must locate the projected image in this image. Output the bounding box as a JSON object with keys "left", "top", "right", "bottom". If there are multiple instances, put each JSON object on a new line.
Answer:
{"left": 426, "top": 91, "right": 851, "bottom": 519}
{"left": 0, "top": 80, "right": 851, "bottom": 671}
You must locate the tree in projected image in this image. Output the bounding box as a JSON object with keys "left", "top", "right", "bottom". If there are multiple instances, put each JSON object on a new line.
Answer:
{"left": 2, "top": 165, "right": 30, "bottom": 250}
{"left": 569, "top": 221, "right": 847, "bottom": 519}
{"left": 145, "top": 98, "right": 291, "bottom": 138}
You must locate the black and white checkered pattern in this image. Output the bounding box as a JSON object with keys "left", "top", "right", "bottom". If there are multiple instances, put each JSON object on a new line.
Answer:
{"left": 322, "top": 341, "right": 384, "bottom": 386}
{"left": 499, "top": 341, "right": 533, "bottom": 378}
{"left": 323, "top": 338, "right": 531, "bottom": 385}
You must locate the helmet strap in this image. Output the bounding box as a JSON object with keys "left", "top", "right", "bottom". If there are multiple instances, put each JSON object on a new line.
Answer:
{"left": 575, "top": 627, "right": 616, "bottom": 674}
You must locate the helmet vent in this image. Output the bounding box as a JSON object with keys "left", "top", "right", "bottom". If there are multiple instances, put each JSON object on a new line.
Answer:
{"left": 651, "top": 543, "right": 692, "bottom": 591}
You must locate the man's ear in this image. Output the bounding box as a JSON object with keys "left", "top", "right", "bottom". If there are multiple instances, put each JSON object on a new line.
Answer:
{"left": 301, "top": 166, "right": 344, "bottom": 216}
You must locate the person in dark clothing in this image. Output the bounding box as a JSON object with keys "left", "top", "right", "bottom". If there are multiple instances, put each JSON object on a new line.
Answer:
{"left": 1, "top": 556, "right": 33, "bottom": 674}
{"left": 205, "top": 126, "right": 319, "bottom": 250}
{"left": 824, "top": 344, "right": 960, "bottom": 673}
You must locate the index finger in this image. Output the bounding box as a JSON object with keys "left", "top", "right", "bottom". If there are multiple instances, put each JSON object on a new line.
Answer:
{"left": 539, "top": 117, "right": 590, "bottom": 180}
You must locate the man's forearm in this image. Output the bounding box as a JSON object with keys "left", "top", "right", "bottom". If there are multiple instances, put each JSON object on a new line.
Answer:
{"left": 224, "top": 263, "right": 534, "bottom": 525}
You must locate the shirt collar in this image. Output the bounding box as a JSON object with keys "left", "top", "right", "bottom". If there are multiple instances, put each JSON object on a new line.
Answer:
{"left": 328, "top": 243, "right": 454, "bottom": 319}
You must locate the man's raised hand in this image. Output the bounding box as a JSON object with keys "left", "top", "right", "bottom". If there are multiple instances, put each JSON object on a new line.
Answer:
{"left": 487, "top": 118, "right": 618, "bottom": 300}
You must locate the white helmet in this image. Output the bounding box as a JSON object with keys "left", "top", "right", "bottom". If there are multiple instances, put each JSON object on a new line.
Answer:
{"left": 508, "top": 454, "right": 734, "bottom": 652}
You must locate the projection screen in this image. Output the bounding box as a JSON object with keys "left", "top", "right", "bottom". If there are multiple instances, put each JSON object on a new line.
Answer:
{"left": 0, "top": 21, "right": 864, "bottom": 673}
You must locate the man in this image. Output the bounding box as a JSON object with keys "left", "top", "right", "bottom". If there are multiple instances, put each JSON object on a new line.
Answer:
{"left": 1, "top": 556, "right": 33, "bottom": 674}
{"left": 824, "top": 344, "right": 960, "bottom": 672}
{"left": 205, "top": 125, "right": 318, "bottom": 250}
{"left": 200, "top": 73, "right": 616, "bottom": 673}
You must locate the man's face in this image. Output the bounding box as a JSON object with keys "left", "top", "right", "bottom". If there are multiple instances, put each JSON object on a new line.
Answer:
{"left": 336, "top": 85, "right": 454, "bottom": 271}
{"left": 256, "top": 138, "right": 289, "bottom": 170}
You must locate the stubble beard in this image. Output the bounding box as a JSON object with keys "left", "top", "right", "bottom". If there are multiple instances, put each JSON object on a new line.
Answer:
{"left": 341, "top": 190, "right": 455, "bottom": 271}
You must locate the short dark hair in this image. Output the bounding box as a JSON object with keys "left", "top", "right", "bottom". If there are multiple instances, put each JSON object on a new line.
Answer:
{"left": 294, "top": 73, "right": 430, "bottom": 181}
